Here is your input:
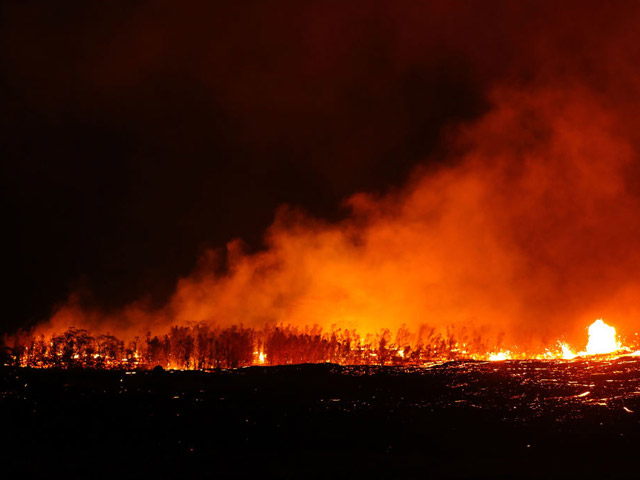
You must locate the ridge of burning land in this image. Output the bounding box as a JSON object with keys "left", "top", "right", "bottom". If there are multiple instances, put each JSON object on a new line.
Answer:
{"left": 4, "top": 319, "right": 637, "bottom": 369}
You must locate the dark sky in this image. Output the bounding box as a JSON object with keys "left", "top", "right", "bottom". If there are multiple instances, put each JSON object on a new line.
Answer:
{"left": 1, "top": 0, "right": 633, "bottom": 334}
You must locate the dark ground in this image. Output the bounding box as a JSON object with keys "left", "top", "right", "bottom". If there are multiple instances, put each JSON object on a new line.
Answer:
{"left": 3, "top": 359, "right": 640, "bottom": 479}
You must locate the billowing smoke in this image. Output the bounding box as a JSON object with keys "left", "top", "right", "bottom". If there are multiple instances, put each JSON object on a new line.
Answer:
{"left": 38, "top": 84, "right": 640, "bottom": 349}
{"left": 6, "top": 1, "right": 640, "bottom": 352}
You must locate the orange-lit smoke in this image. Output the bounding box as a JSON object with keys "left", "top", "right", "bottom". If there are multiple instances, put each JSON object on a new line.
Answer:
{"left": 30, "top": 84, "right": 640, "bottom": 352}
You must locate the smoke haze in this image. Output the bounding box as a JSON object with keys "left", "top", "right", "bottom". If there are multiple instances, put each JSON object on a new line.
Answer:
{"left": 4, "top": 1, "right": 640, "bottom": 347}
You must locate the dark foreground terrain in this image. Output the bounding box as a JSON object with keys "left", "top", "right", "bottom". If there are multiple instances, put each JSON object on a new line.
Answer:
{"left": 3, "top": 359, "right": 640, "bottom": 479}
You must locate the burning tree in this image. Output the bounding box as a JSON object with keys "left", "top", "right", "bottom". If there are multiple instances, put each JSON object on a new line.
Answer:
{"left": 4, "top": 319, "right": 632, "bottom": 370}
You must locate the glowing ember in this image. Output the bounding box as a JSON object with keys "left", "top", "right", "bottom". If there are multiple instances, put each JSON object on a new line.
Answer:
{"left": 584, "top": 319, "right": 620, "bottom": 355}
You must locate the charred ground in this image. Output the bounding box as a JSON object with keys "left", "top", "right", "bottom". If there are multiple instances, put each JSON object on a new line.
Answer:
{"left": 2, "top": 359, "right": 640, "bottom": 479}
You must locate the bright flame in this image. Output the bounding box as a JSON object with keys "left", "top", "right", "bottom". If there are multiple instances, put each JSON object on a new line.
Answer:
{"left": 258, "top": 351, "right": 266, "bottom": 364}
{"left": 585, "top": 319, "right": 621, "bottom": 355}
{"left": 489, "top": 351, "right": 510, "bottom": 361}
{"left": 559, "top": 342, "right": 577, "bottom": 360}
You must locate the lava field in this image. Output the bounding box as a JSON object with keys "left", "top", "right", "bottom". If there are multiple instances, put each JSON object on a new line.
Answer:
{"left": 3, "top": 359, "right": 640, "bottom": 479}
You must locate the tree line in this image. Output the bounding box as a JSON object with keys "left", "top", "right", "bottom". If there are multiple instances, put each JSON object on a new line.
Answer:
{"left": 3, "top": 323, "right": 498, "bottom": 369}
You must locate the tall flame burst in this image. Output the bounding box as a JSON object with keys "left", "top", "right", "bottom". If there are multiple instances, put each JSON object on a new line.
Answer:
{"left": 471, "top": 319, "right": 625, "bottom": 362}
{"left": 585, "top": 319, "right": 621, "bottom": 355}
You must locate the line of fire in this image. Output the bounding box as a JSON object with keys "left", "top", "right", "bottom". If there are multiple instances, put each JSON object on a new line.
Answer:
{"left": 4, "top": 319, "right": 638, "bottom": 370}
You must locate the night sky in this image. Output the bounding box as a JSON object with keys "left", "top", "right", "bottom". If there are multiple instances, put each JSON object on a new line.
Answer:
{"left": 3, "top": 1, "right": 639, "bottom": 336}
